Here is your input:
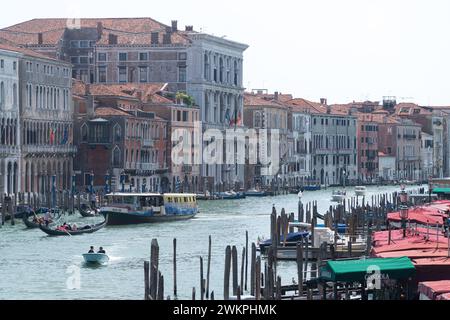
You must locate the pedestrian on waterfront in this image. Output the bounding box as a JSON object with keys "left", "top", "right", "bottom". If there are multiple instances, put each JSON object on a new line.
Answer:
{"left": 98, "top": 247, "right": 106, "bottom": 254}
{"left": 88, "top": 246, "right": 95, "bottom": 253}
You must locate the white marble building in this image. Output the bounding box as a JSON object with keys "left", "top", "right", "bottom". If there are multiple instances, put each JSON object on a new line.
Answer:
{"left": 0, "top": 46, "right": 21, "bottom": 195}
{"left": 186, "top": 33, "right": 248, "bottom": 191}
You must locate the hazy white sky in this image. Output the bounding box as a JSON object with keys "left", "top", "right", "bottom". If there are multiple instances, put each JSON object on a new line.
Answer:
{"left": 2, "top": 0, "right": 450, "bottom": 105}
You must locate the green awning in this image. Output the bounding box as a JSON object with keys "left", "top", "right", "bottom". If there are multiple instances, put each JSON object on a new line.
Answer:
{"left": 320, "top": 257, "right": 415, "bottom": 283}
{"left": 433, "top": 188, "right": 450, "bottom": 194}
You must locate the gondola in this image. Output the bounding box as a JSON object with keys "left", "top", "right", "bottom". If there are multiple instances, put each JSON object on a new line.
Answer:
{"left": 78, "top": 205, "right": 99, "bottom": 218}
{"left": 38, "top": 217, "right": 107, "bottom": 236}
{"left": 22, "top": 214, "right": 42, "bottom": 229}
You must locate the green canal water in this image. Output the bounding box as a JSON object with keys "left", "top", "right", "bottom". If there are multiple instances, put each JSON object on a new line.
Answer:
{"left": 0, "top": 185, "right": 416, "bottom": 300}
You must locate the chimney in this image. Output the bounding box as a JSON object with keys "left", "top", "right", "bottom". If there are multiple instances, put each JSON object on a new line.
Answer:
{"left": 151, "top": 32, "right": 159, "bottom": 45}
{"left": 327, "top": 105, "right": 331, "bottom": 114}
{"left": 163, "top": 33, "right": 172, "bottom": 45}
{"left": 274, "top": 91, "right": 279, "bottom": 101}
{"left": 37, "top": 33, "right": 43, "bottom": 45}
{"left": 320, "top": 98, "right": 327, "bottom": 105}
{"left": 171, "top": 20, "right": 178, "bottom": 32}
{"left": 185, "top": 25, "right": 194, "bottom": 32}
{"left": 108, "top": 34, "right": 118, "bottom": 45}
{"left": 97, "top": 22, "right": 103, "bottom": 39}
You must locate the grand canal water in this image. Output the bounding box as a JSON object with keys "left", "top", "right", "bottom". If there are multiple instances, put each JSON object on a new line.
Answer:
{"left": 0, "top": 185, "right": 419, "bottom": 300}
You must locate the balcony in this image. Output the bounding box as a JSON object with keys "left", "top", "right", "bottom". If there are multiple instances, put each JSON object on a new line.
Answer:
{"left": 139, "top": 163, "right": 158, "bottom": 171}
{"left": 182, "top": 165, "right": 193, "bottom": 174}
{"left": 0, "top": 145, "right": 19, "bottom": 156}
{"left": 22, "top": 145, "right": 77, "bottom": 154}
{"left": 403, "top": 134, "right": 417, "bottom": 140}
{"left": 141, "top": 139, "right": 154, "bottom": 148}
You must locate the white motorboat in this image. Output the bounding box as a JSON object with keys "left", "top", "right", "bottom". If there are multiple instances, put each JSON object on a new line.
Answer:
{"left": 82, "top": 253, "right": 110, "bottom": 265}
{"left": 355, "top": 186, "right": 367, "bottom": 197}
{"left": 331, "top": 190, "right": 346, "bottom": 203}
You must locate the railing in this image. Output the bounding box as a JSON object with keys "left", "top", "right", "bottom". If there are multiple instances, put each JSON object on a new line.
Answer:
{"left": 0, "top": 145, "right": 19, "bottom": 155}
{"left": 141, "top": 139, "right": 154, "bottom": 148}
{"left": 22, "top": 145, "right": 77, "bottom": 154}
{"left": 139, "top": 163, "right": 158, "bottom": 171}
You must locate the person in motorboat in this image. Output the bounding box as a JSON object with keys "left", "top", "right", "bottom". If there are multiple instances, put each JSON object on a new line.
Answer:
{"left": 72, "top": 224, "right": 78, "bottom": 231}
{"left": 88, "top": 246, "right": 95, "bottom": 253}
{"left": 98, "top": 247, "right": 106, "bottom": 254}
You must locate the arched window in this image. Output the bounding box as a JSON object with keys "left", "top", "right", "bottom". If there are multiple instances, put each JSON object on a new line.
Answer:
{"left": 234, "top": 60, "right": 239, "bottom": 86}
{"left": 112, "top": 147, "right": 121, "bottom": 166}
{"left": 114, "top": 123, "right": 122, "bottom": 142}
{"left": 254, "top": 111, "right": 262, "bottom": 128}
{"left": 80, "top": 123, "right": 88, "bottom": 142}
{"left": 13, "top": 83, "right": 17, "bottom": 107}
{"left": 204, "top": 53, "right": 210, "bottom": 80}
{"left": 219, "top": 57, "right": 224, "bottom": 83}
{"left": 0, "top": 82, "right": 4, "bottom": 108}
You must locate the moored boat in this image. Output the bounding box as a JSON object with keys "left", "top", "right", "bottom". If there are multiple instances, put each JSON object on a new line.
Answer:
{"left": 302, "top": 185, "right": 321, "bottom": 191}
{"left": 355, "top": 186, "right": 367, "bottom": 197}
{"left": 100, "top": 193, "right": 198, "bottom": 226}
{"left": 245, "top": 189, "right": 268, "bottom": 197}
{"left": 83, "top": 253, "right": 109, "bottom": 265}
{"left": 215, "top": 191, "right": 246, "bottom": 200}
{"left": 331, "top": 190, "right": 346, "bottom": 202}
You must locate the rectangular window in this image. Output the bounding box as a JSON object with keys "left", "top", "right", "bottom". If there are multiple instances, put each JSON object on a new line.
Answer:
{"left": 79, "top": 56, "right": 89, "bottom": 64}
{"left": 98, "top": 53, "right": 107, "bottom": 62}
{"left": 139, "top": 67, "right": 148, "bottom": 83}
{"left": 70, "top": 40, "right": 79, "bottom": 48}
{"left": 182, "top": 111, "right": 188, "bottom": 122}
{"left": 179, "top": 66, "right": 187, "bottom": 82}
{"left": 179, "top": 52, "right": 187, "bottom": 60}
{"left": 0, "top": 59, "right": 4, "bottom": 68}
{"left": 118, "top": 66, "right": 127, "bottom": 83}
{"left": 119, "top": 53, "right": 127, "bottom": 62}
{"left": 71, "top": 57, "right": 79, "bottom": 64}
{"left": 139, "top": 52, "right": 148, "bottom": 61}
{"left": 80, "top": 40, "right": 89, "bottom": 48}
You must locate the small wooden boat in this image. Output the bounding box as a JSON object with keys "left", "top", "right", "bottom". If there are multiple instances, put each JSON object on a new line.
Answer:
{"left": 22, "top": 214, "right": 51, "bottom": 229}
{"left": 82, "top": 253, "right": 109, "bottom": 265}
{"left": 39, "top": 218, "right": 107, "bottom": 236}
{"left": 355, "top": 186, "right": 367, "bottom": 197}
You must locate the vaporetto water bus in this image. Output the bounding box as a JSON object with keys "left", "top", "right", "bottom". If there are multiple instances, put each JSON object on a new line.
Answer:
{"left": 100, "top": 193, "right": 198, "bottom": 226}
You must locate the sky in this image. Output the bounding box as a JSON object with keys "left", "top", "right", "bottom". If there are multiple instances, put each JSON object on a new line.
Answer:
{"left": 2, "top": 0, "right": 450, "bottom": 106}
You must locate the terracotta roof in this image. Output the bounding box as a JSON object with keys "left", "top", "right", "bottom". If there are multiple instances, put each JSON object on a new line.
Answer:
{"left": 284, "top": 98, "right": 326, "bottom": 114}
{"left": 244, "top": 93, "right": 288, "bottom": 109}
{"left": 0, "top": 18, "right": 191, "bottom": 46}
{"left": 88, "top": 83, "right": 168, "bottom": 101}
{"left": 394, "top": 103, "right": 432, "bottom": 116}
{"left": 94, "top": 107, "right": 132, "bottom": 117}
{"left": 0, "top": 38, "right": 64, "bottom": 62}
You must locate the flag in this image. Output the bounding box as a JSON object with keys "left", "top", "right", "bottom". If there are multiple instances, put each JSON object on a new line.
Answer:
{"left": 225, "top": 109, "right": 232, "bottom": 127}
{"left": 50, "top": 128, "right": 55, "bottom": 144}
{"left": 61, "top": 128, "right": 68, "bottom": 145}
{"left": 236, "top": 110, "right": 242, "bottom": 126}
